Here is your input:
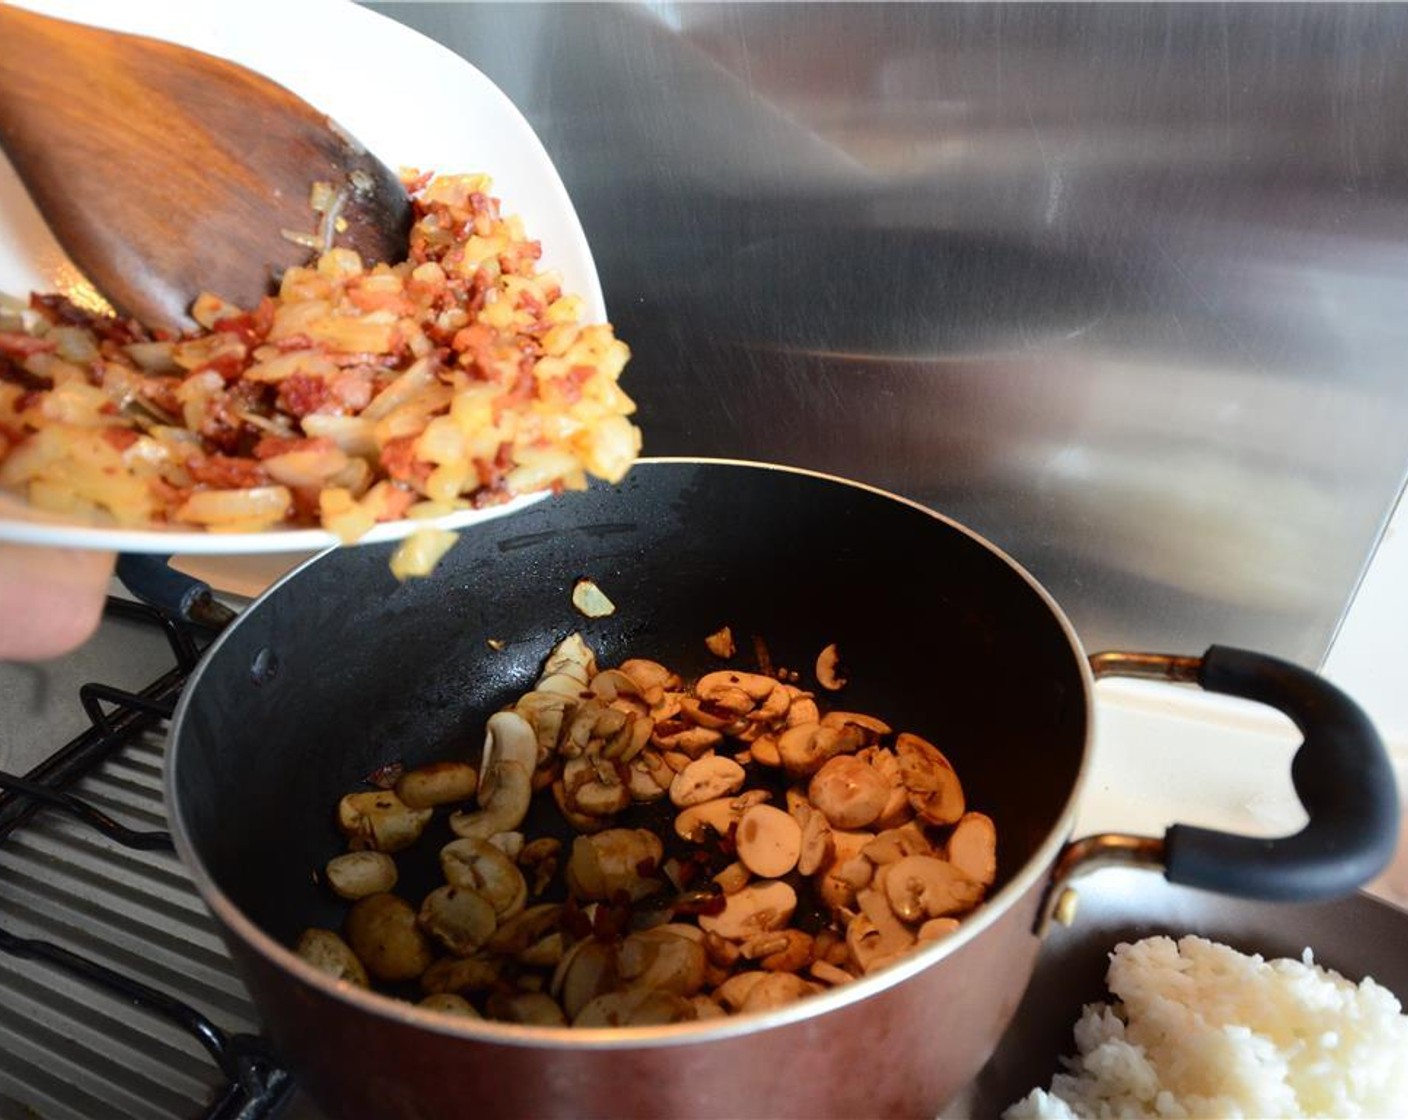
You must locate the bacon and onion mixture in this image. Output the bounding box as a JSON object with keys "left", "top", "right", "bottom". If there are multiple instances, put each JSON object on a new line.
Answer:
{"left": 0, "top": 173, "right": 637, "bottom": 573}
{"left": 298, "top": 632, "right": 998, "bottom": 1027}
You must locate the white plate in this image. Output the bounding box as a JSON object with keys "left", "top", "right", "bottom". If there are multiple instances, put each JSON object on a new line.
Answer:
{"left": 0, "top": 0, "right": 603, "bottom": 559}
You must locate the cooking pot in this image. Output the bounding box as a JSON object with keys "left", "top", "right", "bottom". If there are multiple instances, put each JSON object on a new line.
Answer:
{"left": 163, "top": 458, "right": 1399, "bottom": 1119}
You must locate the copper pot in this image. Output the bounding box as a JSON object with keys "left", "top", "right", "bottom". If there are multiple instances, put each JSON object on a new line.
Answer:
{"left": 165, "top": 459, "right": 1398, "bottom": 1118}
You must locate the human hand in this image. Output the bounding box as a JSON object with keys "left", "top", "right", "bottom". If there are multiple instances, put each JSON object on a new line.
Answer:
{"left": 0, "top": 543, "right": 115, "bottom": 660}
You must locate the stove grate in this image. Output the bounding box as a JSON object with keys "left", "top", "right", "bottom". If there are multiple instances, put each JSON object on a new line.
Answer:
{"left": 0, "top": 598, "right": 295, "bottom": 1119}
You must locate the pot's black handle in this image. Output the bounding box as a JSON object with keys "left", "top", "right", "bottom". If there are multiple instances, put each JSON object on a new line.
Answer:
{"left": 1168, "top": 645, "right": 1398, "bottom": 899}
{"left": 115, "top": 553, "right": 237, "bottom": 630}
{"left": 1065, "top": 645, "right": 1398, "bottom": 905}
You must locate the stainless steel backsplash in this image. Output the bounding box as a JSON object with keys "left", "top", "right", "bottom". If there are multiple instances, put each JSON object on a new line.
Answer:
{"left": 370, "top": 2, "right": 1408, "bottom": 666}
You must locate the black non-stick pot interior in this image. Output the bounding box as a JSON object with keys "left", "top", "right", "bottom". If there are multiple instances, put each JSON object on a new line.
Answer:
{"left": 171, "top": 461, "right": 1088, "bottom": 945}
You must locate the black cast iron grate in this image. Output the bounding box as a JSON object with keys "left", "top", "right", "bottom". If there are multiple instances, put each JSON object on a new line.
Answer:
{"left": 0, "top": 597, "right": 295, "bottom": 1120}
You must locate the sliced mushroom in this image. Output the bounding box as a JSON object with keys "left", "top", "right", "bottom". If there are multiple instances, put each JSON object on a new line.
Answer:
{"left": 814, "top": 643, "right": 847, "bottom": 691}
{"left": 815, "top": 829, "right": 878, "bottom": 910}
{"left": 589, "top": 668, "right": 643, "bottom": 704}
{"left": 552, "top": 938, "right": 621, "bottom": 1019}
{"left": 627, "top": 750, "right": 673, "bottom": 802}
{"left": 777, "top": 721, "right": 866, "bottom": 776}
{"left": 797, "top": 808, "right": 834, "bottom": 877}
{"left": 809, "top": 959, "right": 856, "bottom": 986}
{"left": 862, "top": 822, "right": 936, "bottom": 866}
{"left": 420, "top": 954, "right": 502, "bottom": 995}
{"left": 417, "top": 885, "right": 499, "bottom": 957}
{"left": 518, "top": 838, "right": 562, "bottom": 896}
{"left": 449, "top": 712, "right": 538, "bottom": 839}
{"left": 740, "top": 972, "right": 822, "bottom": 1012}
{"left": 690, "top": 995, "right": 728, "bottom": 1020}
{"left": 883, "top": 856, "right": 984, "bottom": 922}
{"left": 619, "top": 658, "right": 680, "bottom": 699}
{"left": 562, "top": 753, "right": 631, "bottom": 817}
{"left": 440, "top": 838, "right": 528, "bottom": 920}
{"left": 808, "top": 755, "right": 892, "bottom": 830}
{"left": 560, "top": 700, "right": 608, "bottom": 758}
{"left": 672, "top": 697, "right": 731, "bottom": 735}
{"left": 859, "top": 747, "right": 914, "bottom": 830}
{"left": 697, "top": 880, "right": 797, "bottom": 941}
{"left": 945, "top": 812, "right": 998, "bottom": 887}
{"left": 346, "top": 893, "right": 435, "bottom": 981}
{"left": 296, "top": 928, "right": 369, "bottom": 987}
{"left": 894, "top": 732, "right": 966, "bottom": 825}
{"left": 750, "top": 733, "right": 782, "bottom": 767}
{"left": 418, "top": 993, "right": 482, "bottom": 1018}
{"left": 844, "top": 911, "right": 913, "bottom": 975}
{"left": 394, "top": 761, "right": 478, "bottom": 809}
{"left": 618, "top": 928, "right": 708, "bottom": 996}
{"left": 741, "top": 928, "right": 814, "bottom": 973}
{"left": 695, "top": 671, "right": 788, "bottom": 720}
{"left": 712, "top": 861, "right": 752, "bottom": 895}
{"left": 661, "top": 750, "right": 695, "bottom": 774}
{"left": 573, "top": 989, "right": 697, "bottom": 1027}
{"left": 540, "top": 632, "right": 597, "bottom": 685}
{"left": 714, "top": 970, "right": 769, "bottom": 1011}
{"left": 486, "top": 903, "right": 563, "bottom": 956}
{"left": 589, "top": 707, "right": 635, "bottom": 759}
{"left": 336, "top": 790, "right": 432, "bottom": 853}
{"left": 917, "top": 917, "right": 962, "bottom": 942}
{"left": 820, "top": 710, "right": 890, "bottom": 739}
{"left": 489, "top": 990, "right": 569, "bottom": 1025}
{"left": 488, "top": 830, "right": 526, "bottom": 861}
{"left": 734, "top": 805, "right": 803, "bottom": 878}
{"left": 564, "top": 828, "right": 663, "bottom": 902}
{"left": 782, "top": 685, "right": 820, "bottom": 729}
{"left": 651, "top": 720, "right": 725, "bottom": 757}
{"left": 515, "top": 690, "right": 574, "bottom": 757}
{"left": 673, "top": 795, "right": 744, "bottom": 843}
{"left": 324, "top": 851, "right": 398, "bottom": 901}
{"left": 669, "top": 755, "right": 747, "bottom": 807}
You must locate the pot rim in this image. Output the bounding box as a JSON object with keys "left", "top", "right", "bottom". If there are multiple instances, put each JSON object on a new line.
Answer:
{"left": 164, "top": 456, "right": 1098, "bottom": 1050}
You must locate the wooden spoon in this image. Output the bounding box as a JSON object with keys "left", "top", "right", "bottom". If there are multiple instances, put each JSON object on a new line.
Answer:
{"left": 0, "top": 4, "right": 412, "bottom": 334}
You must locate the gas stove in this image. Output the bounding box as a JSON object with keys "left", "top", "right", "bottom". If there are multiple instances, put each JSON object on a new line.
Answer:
{"left": 0, "top": 595, "right": 318, "bottom": 1120}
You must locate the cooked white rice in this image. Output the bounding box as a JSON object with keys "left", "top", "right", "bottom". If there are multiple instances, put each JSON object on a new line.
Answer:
{"left": 1004, "top": 935, "right": 1408, "bottom": 1119}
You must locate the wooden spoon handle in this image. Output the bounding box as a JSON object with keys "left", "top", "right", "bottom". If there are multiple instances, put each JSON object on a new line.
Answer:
{"left": 0, "top": 5, "right": 409, "bottom": 332}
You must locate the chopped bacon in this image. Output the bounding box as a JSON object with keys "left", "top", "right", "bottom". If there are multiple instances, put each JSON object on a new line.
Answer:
{"left": 0, "top": 354, "right": 52, "bottom": 390}
{"left": 135, "top": 375, "right": 182, "bottom": 418}
{"left": 327, "top": 369, "right": 373, "bottom": 412}
{"left": 0, "top": 331, "right": 57, "bottom": 358}
{"left": 186, "top": 454, "right": 268, "bottom": 489}
{"left": 451, "top": 322, "right": 492, "bottom": 352}
{"left": 276, "top": 375, "right": 330, "bottom": 418}
{"left": 102, "top": 428, "right": 141, "bottom": 452}
{"left": 273, "top": 332, "right": 315, "bottom": 353}
{"left": 251, "top": 297, "right": 277, "bottom": 339}
{"left": 29, "top": 292, "right": 93, "bottom": 327}
{"left": 28, "top": 293, "right": 151, "bottom": 346}
{"left": 211, "top": 300, "right": 274, "bottom": 348}
{"left": 197, "top": 380, "right": 268, "bottom": 454}
{"left": 0, "top": 171, "right": 633, "bottom": 540}
{"left": 380, "top": 436, "right": 432, "bottom": 488}
{"left": 346, "top": 287, "right": 415, "bottom": 315}
{"left": 402, "top": 169, "right": 435, "bottom": 195}
{"left": 252, "top": 435, "right": 336, "bottom": 460}
{"left": 376, "top": 484, "right": 416, "bottom": 522}
{"left": 474, "top": 441, "right": 515, "bottom": 490}
{"left": 551, "top": 365, "right": 595, "bottom": 406}
{"left": 289, "top": 484, "right": 323, "bottom": 525}
{"left": 193, "top": 351, "right": 249, "bottom": 384}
